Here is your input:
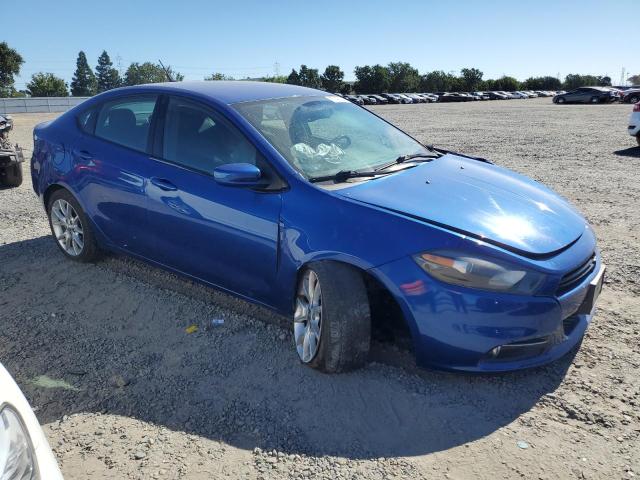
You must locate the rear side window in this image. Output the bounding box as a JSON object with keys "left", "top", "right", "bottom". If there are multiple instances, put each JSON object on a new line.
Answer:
{"left": 161, "top": 96, "right": 258, "bottom": 174}
{"left": 95, "top": 95, "right": 158, "bottom": 152}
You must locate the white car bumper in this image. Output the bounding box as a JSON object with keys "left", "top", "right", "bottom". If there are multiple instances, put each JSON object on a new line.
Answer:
{"left": 0, "top": 364, "right": 64, "bottom": 480}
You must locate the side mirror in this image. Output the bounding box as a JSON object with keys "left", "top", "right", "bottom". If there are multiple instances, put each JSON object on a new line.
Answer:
{"left": 213, "top": 163, "right": 262, "bottom": 187}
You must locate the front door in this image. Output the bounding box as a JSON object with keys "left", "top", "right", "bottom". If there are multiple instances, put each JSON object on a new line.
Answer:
{"left": 146, "top": 95, "right": 282, "bottom": 303}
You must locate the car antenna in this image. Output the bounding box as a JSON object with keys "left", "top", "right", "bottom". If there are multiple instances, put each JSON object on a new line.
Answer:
{"left": 158, "top": 60, "right": 175, "bottom": 82}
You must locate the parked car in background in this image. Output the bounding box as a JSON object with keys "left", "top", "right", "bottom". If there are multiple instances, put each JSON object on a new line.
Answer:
{"left": 395, "top": 93, "right": 415, "bottom": 104}
{"left": 381, "top": 93, "right": 403, "bottom": 104}
{"left": 435, "top": 92, "right": 473, "bottom": 102}
{"left": 357, "top": 95, "right": 377, "bottom": 105}
{"left": 472, "top": 92, "right": 491, "bottom": 100}
{"left": 486, "top": 91, "right": 509, "bottom": 100}
{"left": 511, "top": 92, "right": 529, "bottom": 99}
{"left": 420, "top": 93, "right": 439, "bottom": 102}
{"left": 621, "top": 89, "right": 640, "bottom": 104}
{"left": 31, "top": 81, "right": 605, "bottom": 373}
{"left": 629, "top": 102, "right": 640, "bottom": 146}
{"left": 345, "top": 95, "right": 364, "bottom": 105}
{"left": 554, "top": 87, "right": 617, "bottom": 104}
{"left": 368, "top": 94, "right": 389, "bottom": 105}
{"left": 406, "top": 93, "right": 427, "bottom": 103}
{"left": 0, "top": 363, "right": 64, "bottom": 479}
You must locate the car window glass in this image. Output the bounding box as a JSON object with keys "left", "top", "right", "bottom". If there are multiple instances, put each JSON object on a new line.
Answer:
{"left": 95, "top": 96, "right": 157, "bottom": 152}
{"left": 162, "top": 96, "right": 258, "bottom": 174}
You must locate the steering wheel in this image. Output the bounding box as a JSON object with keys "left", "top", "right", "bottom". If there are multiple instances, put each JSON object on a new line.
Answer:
{"left": 331, "top": 135, "right": 352, "bottom": 149}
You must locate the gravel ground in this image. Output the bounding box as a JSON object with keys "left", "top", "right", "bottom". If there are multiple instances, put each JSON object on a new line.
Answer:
{"left": 1, "top": 98, "right": 639, "bottom": 479}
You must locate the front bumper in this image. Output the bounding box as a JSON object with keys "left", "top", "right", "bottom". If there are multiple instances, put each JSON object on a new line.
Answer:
{"left": 370, "top": 252, "right": 604, "bottom": 373}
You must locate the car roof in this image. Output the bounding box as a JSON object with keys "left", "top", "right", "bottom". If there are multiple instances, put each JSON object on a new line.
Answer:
{"left": 114, "top": 81, "right": 327, "bottom": 105}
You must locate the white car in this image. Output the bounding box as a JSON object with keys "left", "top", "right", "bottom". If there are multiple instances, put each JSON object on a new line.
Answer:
{"left": 512, "top": 91, "right": 529, "bottom": 99}
{"left": 629, "top": 102, "right": 640, "bottom": 146}
{"left": 0, "top": 363, "right": 64, "bottom": 480}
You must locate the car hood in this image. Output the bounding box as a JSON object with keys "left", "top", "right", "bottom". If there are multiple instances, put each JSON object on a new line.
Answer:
{"left": 337, "top": 154, "right": 587, "bottom": 258}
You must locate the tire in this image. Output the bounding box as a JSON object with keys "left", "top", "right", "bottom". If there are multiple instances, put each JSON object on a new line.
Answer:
{"left": 556, "top": 97, "right": 566, "bottom": 104}
{"left": 47, "top": 189, "right": 100, "bottom": 262}
{"left": 293, "top": 262, "right": 371, "bottom": 373}
{"left": 628, "top": 95, "right": 640, "bottom": 104}
{"left": 0, "top": 163, "right": 23, "bottom": 188}
{"left": 590, "top": 96, "right": 599, "bottom": 104}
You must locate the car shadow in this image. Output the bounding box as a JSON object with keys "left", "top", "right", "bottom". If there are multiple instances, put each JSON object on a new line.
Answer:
{"left": 613, "top": 146, "right": 640, "bottom": 157}
{"left": 0, "top": 236, "right": 575, "bottom": 459}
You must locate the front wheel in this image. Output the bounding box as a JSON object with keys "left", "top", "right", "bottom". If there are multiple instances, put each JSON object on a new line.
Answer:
{"left": 590, "top": 96, "right": 599, "bottom": 104}
{"left": 293, "top": 262, "right": 371, "bottom": 373}
{"left": 556, "top": 97, "right": 566, "bottom": 104}
{"left": 47, "top": 189, "right": 99, "bottom": 262}
{"left": 628, "top": 95, "right": 640, "bottom": 104}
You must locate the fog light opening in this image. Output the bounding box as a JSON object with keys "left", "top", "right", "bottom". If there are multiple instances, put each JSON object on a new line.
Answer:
{"left": 490, "top": 346, "right": 502, "bottom": 358}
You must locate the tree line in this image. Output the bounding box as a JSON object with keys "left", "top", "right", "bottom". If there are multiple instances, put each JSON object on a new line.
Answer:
{"left": 1, "top": 41, "right": 638, "bottom": 98}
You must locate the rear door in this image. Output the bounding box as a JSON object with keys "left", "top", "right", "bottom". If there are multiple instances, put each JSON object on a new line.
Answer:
{"left": 71, "top": 94, "right": 159, "bottom": 254}
{"left": 145, "top": 95, "right": 282, "bottom": 303}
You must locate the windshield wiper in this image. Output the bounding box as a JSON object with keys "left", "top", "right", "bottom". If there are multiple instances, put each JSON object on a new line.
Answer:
{"left": 308, "top": 170, "right": 385, "bottom": 183}
{"left": 374, "top": 152, "right": 440, "bottom": 172}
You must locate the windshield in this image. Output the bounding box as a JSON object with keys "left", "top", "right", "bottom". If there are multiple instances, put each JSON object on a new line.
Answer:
{"left": 233, "top": 95, "right": 429, "bottom": 178}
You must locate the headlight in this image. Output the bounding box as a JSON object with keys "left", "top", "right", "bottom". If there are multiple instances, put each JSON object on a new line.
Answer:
{"left": 413, "top": 251, "right": 545, "bottom": 295}
{"left": 0, "top": 405, "right": 38, "bottom": 480}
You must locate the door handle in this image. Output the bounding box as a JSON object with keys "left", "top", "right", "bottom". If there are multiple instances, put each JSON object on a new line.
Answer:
{"left": 150, "top": 177, "right": 177, "bottom": 191}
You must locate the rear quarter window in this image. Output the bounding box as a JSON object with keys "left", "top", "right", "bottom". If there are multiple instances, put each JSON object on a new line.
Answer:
{"left": 94, "top": 95, "right": 158, "bottom": 152}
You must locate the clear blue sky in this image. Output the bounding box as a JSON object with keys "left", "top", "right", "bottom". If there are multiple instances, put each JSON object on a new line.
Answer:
{"left": 7, "top": 0, "right": 638, "bottom": 89}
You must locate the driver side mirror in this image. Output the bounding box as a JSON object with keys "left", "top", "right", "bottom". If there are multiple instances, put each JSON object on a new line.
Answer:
{"left": 213, "top": 163, "right": 262, "bottom": 187}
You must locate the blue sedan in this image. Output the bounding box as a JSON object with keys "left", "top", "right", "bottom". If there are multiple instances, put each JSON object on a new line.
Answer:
{"left": 31, "top": 81, "right": 605, "bottom": 373}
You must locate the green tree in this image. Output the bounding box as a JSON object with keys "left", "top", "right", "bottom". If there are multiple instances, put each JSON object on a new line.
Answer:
{"left": 597, "top": 75, "right": 611, "bottom": 86}
{"left": 204, "top": 72, "right": 234, "bottom": 80}
{"left": 26, "top": 72, "right": 68, "bottom": 97}
{"left": 353, "top": 64, "right": 390, "bottom": 93}
{"left": 320, "top": 65, "right": 344, "bottom": 92}
{"left": 298, "top": 65, "right": 321, "bottom": 89}
{"left": 387, "top": 62, "right": 420, "bottom": 92}
{"left": 627, "top": 74, "right": 640, "bottom": 85}
{"left": 460, "top": 68, "right": 483, "bottom": 92}
{"left": 70, "top": 51, "right": 97, "bottom": 96}
{"left": 262, "top": 75, "right": 287, "bottom": 83}
{"left": 124, "top": 62, "right": 183, "bottom": 85}
{"left": 485, "top": 76, "right": 521, "bottom": 91}
{"left": 419, "top": 70, "right": 458, "bottom": 92}
{"left": 286, "top": 68, "right": 301, "bottom": 85}
{"left": 0, "top": 42, "right": 24, "bottom": 98}
{"left": 563, "top": 74, "right": 599, "bottom": 90}
{"left": 522, "top": 76, "right": 561, "bottom": 90}
{"left": 95, "top": 51, "right": 121, "bottom": 93}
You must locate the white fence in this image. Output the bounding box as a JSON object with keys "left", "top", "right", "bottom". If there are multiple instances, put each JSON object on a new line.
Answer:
{"left": 0, "top": 97, "right": 90, "bottom": 114}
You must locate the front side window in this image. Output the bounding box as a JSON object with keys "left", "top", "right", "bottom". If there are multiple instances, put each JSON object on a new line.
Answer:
{"left": 95, "top": 95, "right": 158, "bottom": 152}
{"left": 162, "top": 96, "right": 258, "bottom": 174}
{"left": 234, "top": 95, "right": 429, "bottom": 178}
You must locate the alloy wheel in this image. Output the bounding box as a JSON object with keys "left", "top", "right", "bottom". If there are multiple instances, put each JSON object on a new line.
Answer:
{"left": 51, "top": 199, "right": 84, "bottom": 256}
{"left": 294, "top": 270, "right": 322, "bottom": 363}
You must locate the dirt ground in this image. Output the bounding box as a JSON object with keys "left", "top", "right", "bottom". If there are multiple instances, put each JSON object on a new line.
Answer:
{"left": 1, "top": 98, "right": 639, "bottom": 479}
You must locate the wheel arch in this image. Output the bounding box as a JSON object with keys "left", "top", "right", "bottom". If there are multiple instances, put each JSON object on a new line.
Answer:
{"left": 293, "top": 257, "right": 414, "bottom": 350}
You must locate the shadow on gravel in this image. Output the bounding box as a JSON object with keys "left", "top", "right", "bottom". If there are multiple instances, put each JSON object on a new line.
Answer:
{"left": 0, "top": 236, "right": 575, "bottom": 459}
{"left": 613, "top": 146, "right": 640, "bottom": 157}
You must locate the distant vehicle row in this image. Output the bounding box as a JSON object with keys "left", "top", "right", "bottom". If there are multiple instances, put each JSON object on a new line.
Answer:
{"left": 338, "top": 90, "right": 560, "bottom": 105}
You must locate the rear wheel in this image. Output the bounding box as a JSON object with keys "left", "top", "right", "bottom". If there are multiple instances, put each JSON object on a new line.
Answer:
{"left": 0, "top": 163, "right": 22, "bottom": 188}
{"left": 628, "top": 95, "right": 640, "bottom": 104}
{"left": 590, "top": 96, "right": 599, "bottom": 104}
{"left": 293, "top": 262, "right": 371, "bottom": 373}
{"left": 556, "top": 97, "right": 566, "bottom": 104}
{"left": 47, "top": 189, "right": 99, "bottom": 262}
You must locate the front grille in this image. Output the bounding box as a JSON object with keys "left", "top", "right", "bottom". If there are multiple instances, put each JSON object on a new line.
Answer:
{"left": 556, "top": 253, "right": 596, "bottom": 295}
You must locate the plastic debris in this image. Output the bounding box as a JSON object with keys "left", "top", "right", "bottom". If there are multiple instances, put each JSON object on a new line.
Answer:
{"left": 211, "top": 318, "right": 225, "bottom": 327}
{"left": 185, "top": 324, "right": 199, "bottom": 334}
{"left": 30, "top": 375, "right": 80, "bottom": 391}
{"left": 517, "top": 440, "right": 529, "bottom": 449}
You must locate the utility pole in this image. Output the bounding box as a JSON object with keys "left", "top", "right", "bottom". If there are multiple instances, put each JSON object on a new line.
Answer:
{"left": 274, "top": 61, "right": 280, "bottom": 77}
